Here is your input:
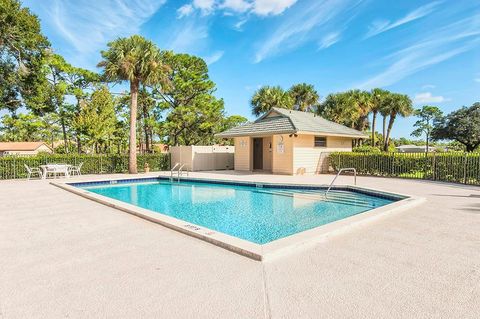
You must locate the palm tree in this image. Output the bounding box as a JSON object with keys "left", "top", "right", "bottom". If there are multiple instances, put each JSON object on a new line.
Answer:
{"left": 370, "top": 88, "right": 390, "bottom": 146}
{"left": 356, "top": 90, "right": 373, "bottom": 132}
{"left": 383, "top": 93, "right": 413, "bottom": 151}
{"left": 288, "top": 83, "right": 319, "bottom": 112}
{"left": 251, "top": 86, "right": 294, "bottom": 116}
{"left": 98, "top": 35, "right": 168, "bottom": 173}
{"left": 318, "top": 92, "right": 359, "bottom": 128}
{"left": 341, "top": 90, "right": 372, "bottom": 132}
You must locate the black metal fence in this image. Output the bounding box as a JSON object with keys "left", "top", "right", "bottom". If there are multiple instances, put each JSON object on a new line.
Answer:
{"left": 329, "top": 152, "right": 480, "bottom": 186}
{"left": 0, "top": 154, "right": 170, "bottom": 180}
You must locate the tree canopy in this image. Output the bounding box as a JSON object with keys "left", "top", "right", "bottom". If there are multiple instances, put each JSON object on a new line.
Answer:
{"left": 288, "top": 83, "right": 319, "bottom": 112}
{"left": 317, "top": 90, "right": 373, "bottom": 130}
{"left": 251, "top": 85, "right": 294, "bottom": 116}
{"left": 156, "top": 53, "right": 241, "bottom": 145}
{"left": 250, "top": 83, "right": 320, "bottom": 116}
{"left": 0, "top": 0, "right": 49, "bottom": 114}
{"left": 411, "top": 105, "right": 443, "bottom": 151}
{"left": 432, "top": 103, "right": 480, "bottom": 152}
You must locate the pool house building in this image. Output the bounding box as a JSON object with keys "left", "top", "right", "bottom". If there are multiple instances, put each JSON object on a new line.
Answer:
{"left": 216, "top": 108, "right": 366, "bottom": 175}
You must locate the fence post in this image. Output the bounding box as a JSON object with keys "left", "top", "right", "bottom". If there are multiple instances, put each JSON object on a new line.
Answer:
{"left": 13, "top": 156, "right": 16, "bottom": 179}
{"left": 391, "top": 152, "right": 395, "bottom": 176}
{"left": 463, "top": 153, "right": 468, "bottom": 184}
{"left": 432, "top": 152, "right": 436, "bottom": 181}
{"left": 423, "top": 152, "right": 428, "bottom": 180}
{"left": 477, "top": 154, "right": 480, "bottom": 186}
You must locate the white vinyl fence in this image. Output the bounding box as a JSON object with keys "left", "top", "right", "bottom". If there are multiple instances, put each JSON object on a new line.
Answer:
{"left": 170, "top": 145, "right": 234, "bottom": 171}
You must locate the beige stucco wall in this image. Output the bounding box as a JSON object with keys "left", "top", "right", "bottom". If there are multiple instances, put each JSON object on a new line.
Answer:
{"left": 233, "top": 134, "right": 354, "bottom": 175}
{"left": 293, "top": 135, "right": 353, "bottom": 175}
{"left": 170, "top": 146, "right": 235, "bottom": 171}
{"left": 37, "top": 145, "right": 53, "bottom": 153}
{"left": 234, "top": 137, "right": 251, "bottom": 171}
{"left": 272, "top": 134, "right": 294, "bottom": 175}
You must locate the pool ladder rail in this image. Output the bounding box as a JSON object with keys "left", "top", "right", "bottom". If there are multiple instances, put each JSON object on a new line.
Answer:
{"left": 325, "top": 168, "right": 357, "bottom": 197}
{"left": 170, "top": 163, "right": 189, "bottom": 182}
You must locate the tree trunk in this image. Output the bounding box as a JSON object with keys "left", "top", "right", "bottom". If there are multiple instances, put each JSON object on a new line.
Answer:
{"left": 50, "top": 131, "right": 55, "bottom": 153}
{"left": 138, "top": 118, "right": 144, "bottom": 155}
{"left": 384, "top": 113, "right": 396, "bottom": 151}
{"left": 426, "top": 133, "right": 429, "bottom": 153}
{"left": 382, "top": 115, "right": 387, "bottom": 146}
{"left": 129, "top": 80, "right": 139, "bottom": 174}
{"left": 142, "top": 102, "right": 150, "bottom": 153}
{"left": 60, "top": 116, "right": 68, "bottom": 154}
{"left": 371, "top": 111, "right": 377, "bottom": 146}
{"left": 76, "top": 100, "right": 82, "bottom": 154}
{"left": 76, "top": 135, "right": 82, "bottom": 154}
{"left": 465, "top": 143, "right": 478, "bottom": 152}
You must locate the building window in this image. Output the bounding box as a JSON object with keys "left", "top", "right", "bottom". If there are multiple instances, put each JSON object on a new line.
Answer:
{"left": 314, "top": 136, "right": 327, "bottom": 147}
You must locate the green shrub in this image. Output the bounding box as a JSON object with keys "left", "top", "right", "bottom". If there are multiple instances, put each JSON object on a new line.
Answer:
{"left": 0, "top": 153, "right": 170, "bottom": 180}
{"left": 329, "top": 152, "right": 479, "bottom": 185}
{"left": 352, "top": 145, "right": 382, "bottom": 153}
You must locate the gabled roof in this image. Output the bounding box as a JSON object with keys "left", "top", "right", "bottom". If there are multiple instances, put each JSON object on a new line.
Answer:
{"left": 0, "top": 142, "right": 51, "bottom": 151}
{"left": 216, "top": 108, "right": 367, "bottom": 138}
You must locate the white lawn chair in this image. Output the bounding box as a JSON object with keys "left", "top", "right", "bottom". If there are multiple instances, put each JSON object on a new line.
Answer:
{"left": 24, "top": 164, "right": 42, "bottom": 180}
{"left": 69, "top": 162, "right": 83, "bottom": 176}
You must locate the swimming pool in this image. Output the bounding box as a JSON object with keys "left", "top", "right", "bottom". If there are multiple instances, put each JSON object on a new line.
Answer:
{"left": 55, "top": 177, "right": 419, "bottom": 260}
{"left": 76, "top": 178, "right": 396, "bottom": 244}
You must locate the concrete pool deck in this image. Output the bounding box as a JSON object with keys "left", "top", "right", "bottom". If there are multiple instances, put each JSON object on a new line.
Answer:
{"left": 1, "top": 171, "right": 479, "bottom": 318}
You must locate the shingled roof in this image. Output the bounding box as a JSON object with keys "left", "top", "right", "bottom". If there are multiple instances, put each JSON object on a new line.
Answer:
{"left": 216, "top": 108, "right": 366, "bottom": 138}
{"left": 0, "top": 142, "right": 51, "bottom": 151}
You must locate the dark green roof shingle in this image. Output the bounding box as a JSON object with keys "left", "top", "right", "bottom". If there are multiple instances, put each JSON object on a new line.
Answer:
{"left": 216, "top": 108, "right": 366, "bottom": 138}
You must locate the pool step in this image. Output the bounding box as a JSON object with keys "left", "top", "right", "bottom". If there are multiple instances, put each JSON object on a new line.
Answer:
{"left": 255, "top": 189, "right": 378, "bottom": 209}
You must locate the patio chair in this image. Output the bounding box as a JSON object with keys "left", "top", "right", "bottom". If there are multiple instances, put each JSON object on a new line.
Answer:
{"left": 69, "top": 162, "right": 83, "bottom": 176}
{"left": 24, "top": 164, "right": 42, "bottom": 180}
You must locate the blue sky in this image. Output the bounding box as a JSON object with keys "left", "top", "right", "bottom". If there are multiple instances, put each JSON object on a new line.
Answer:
{"left": 23, "top": 0, "right": 480, "bottom": 138}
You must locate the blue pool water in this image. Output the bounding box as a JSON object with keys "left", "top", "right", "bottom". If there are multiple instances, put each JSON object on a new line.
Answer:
{"left": 79, "top": 180, "right": 396, "bottom": 244}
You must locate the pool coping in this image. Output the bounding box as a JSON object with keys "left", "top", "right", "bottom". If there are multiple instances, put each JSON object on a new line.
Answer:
{"left": 51, "top": 176, "right": 425, "bottom": 261}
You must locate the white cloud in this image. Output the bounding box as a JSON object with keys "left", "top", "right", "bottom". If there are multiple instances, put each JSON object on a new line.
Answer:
{"left": 252, "top": 0, "right": 297, "bottom": 16}
{"left": 166, "top": 18, "right": 209, "bottom": 53}
{"left": 181, "top": 0, "right": 297, "bottom": 18}
{"left": 45, "top": 0, "right": 164, "bottom": 66}
{"left": 234, "top": 18, "right": 248, "bottom": 30}
{"left": 365, "top": 1, "right": 441, "bottom": 38}
{"left": 177, "top": 4, "right": 194, "bottom": 18}
{"left": 422, "top": 84, "right": 436, "bottom": 89}
{"left": 193, "top": 0, "right": 216, "bottom": 13}
{"left": 318, "top": 31, "right": 341, "bottom": 49}
{"left": 204, "top": 50, "right": 225, "bottom": 64}
{"left": 221, "top": 0, "right": 252, "bottom": 13}
{"left": 357, "top": 14, "right": 480, "bottom": 89}
{"left": 413, "top": 92, "right": 448, "bottom": 104}
{"left": 255, "top": 0, "right": 361, "bottom": 62}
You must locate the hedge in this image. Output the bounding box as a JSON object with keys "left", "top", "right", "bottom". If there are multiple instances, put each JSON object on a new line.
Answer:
{"left": 0, "top": 153, "right": 170, "bottom": 180}
{"left": 329, "top": 152, "right": 480, "bottom": 186}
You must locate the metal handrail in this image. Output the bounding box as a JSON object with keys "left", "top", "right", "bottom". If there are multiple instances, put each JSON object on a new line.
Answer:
{"left": 177, "top": 163, "right": 186, "bottom": 182}
{"left": 170, "top": 163, "right": 180, "bottom": 181}
{"left": 325, "top": 168, "right": 357, "bottom": 196}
